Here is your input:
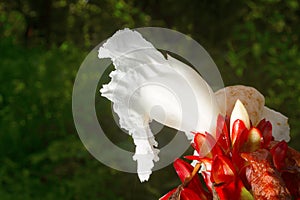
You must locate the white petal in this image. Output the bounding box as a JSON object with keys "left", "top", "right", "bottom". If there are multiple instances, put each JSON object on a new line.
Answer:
{"left": 215, "top": 85, "right": 291, "bottom": 142}
{"left": 215, "top": 85, "right": 265, "bottom": 126}
{"left": 99, "top": 28, "right": 219, "bottom": 181}
{"left": 262, "top": 106, "right": 290, "bottom": 142}
{"left": 166, "top": 55, "right": 220, "bottom": 137}
{"left": 230, "top": 99, "right": 250, "bottom": 132}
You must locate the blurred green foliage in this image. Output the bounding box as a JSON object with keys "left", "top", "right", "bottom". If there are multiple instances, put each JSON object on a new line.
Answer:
{"left": 0, "top": 0, "right": 299, "bottom": 199}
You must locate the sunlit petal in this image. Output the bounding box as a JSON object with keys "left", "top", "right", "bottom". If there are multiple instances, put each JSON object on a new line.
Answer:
{"left": 99, "top": 28, "right": 220, "bottom": 181}
{"left": 230, "top": 99, "right": 250, "bottom": 133}
{"left": 262, "top": 106, "right": 290, "bottom": 142}
{"left": 215, "top": 85, "right": 264, "bottom": 125}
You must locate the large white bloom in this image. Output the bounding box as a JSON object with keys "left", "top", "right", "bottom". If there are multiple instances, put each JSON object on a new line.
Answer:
{"left": 98, "top": 28, "right": 290, "bottom": 182}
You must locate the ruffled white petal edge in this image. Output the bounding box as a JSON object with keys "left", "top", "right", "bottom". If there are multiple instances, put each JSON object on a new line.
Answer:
{"left": 262, "top": 106, "right": 290, "bottom": 142}
{"left": 99, "top": 29, "right": 162, "bottom": 182}
{"left": 99, "top": 28, "right": 220, "bottom": 181}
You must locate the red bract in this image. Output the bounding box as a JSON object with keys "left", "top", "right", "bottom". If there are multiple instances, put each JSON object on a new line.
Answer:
{"left": 160, "top": 111, "right": 300, "bottom": 200}
{"left": 272, "top": 141, "right": 300, "bottom": 197}
{"left": 231, "top": 119, "right": 247, "bottom": 146}
{"left": 192, "top": 133, "right": 215, "bottom": 158}
{"left": 192, "top": 132, "right": 223, "bottom": 158}
{"left": 180, "top": 188, "right": 203, "bottom": 200}
{"left": 241, "top": 149, "right": 291, "bottom": 199}
{"left": 270, "top": 140, "right": 288, "bottom": 171}
{"left": 256, "top": 119, "right": 273, "bottom": 148}
{"left": 211, "top": 155, "right": 253, "bottom": 200}
{"left": 160, "top": 187, "right": 205, "bottom": 200}
{"left": 211, "top": 155, "right": 236, "bottom": 184}
{"left": 173, "top": 159, "right": 210, "bottom": 198}
{"left": 159, "top": 159, "right": 212, "bottom": 200}
{"left": 216, "top": 115, "right": 231, "bottom": 154}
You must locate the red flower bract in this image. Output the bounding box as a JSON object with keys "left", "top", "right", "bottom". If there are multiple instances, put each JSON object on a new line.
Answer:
{"left": 211, "top": 155, "right": 236, "bottom": 184}
{"left": 160, "top": 114, "right": 300, "bottom": 200}
{"left": 159, "top": 159, "right": 212, "bottom": 200}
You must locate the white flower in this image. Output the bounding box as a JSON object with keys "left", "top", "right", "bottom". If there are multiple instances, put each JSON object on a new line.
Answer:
{"left": 99, "top": 29, "right": 220, "bottom": 182}
{"left": 98, "top": 28, "right": 290, "bottom": 182}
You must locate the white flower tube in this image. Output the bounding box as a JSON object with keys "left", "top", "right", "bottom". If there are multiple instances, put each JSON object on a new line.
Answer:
{"left": 99, "top": 29, "right": 220, "bottom": 182}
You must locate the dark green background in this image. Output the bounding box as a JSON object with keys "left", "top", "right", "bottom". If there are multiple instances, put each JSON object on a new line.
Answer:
{"left": 0, "top": 0, "right": 299, "bottom": 199}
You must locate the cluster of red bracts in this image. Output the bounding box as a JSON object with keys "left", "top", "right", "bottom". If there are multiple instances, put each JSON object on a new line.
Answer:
{"left": 160, "top": 115, "right": 300, "bottom": 200}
